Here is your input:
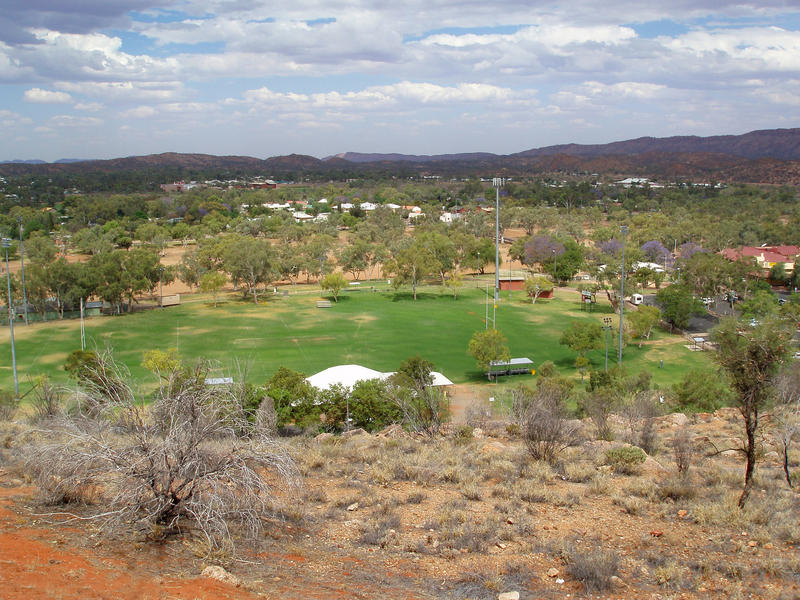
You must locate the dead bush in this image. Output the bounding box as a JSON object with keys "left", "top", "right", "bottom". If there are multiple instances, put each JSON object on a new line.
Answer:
{"left": 463, "top": 400, "right": 490, "bottom": 429}
{"left": 622, "top": 392, "right": 662, "bottom": 454}
{"left": 522, "top": 381, "right": 581, "bottom": 463}
{"left": 580, "top": 388, "right": 619, "bottom": 441}
{"left": 24, "top": 352, "right": 299, "bottom": 554}
{"left": 29, "top": 378, "right": 62, "bottom": 423}
{"left": 568, "top": 548, "right": 620, "bottom": 592}
{"left": 671, "top": 429, "right": 695, "bottom": 477}
{"left": 0, "top": 391, "right": 17, "bottom": 421}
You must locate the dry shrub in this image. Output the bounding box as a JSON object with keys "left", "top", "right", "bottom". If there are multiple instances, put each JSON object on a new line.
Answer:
{"left": 622, "top": 392, "right": 662, "bottom": 454}
{"left": 522, "top": 381, "right": 581, "bottom": 463}
{"left": 0, "top": 391, "right": 17, "bottom": 422}
{"left": 613, "top": 494, "right": 646, "bottom": 515}
{"left": 568, "top": 548, "right": 620, "bottom": 592}
{"left": 24, "top": 352, "right": 299, "bottom": 554}
{"left": 29, "top": 378, "right": 62, "bottom": 423}
{"left": 671, "top": 429, "right": 695, "bottom": 477}
{"left": 463, "top": 400, "right": 490, "bottom": 429}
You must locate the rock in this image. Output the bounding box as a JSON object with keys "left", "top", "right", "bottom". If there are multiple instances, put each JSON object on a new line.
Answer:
{"left": 375, "top": 424, "right": 404, "bottom": 438}
{"left": 610, "top": 575, "right": 624, "bottom": 587}
{"left": 506, "top": 518, "right": 515, "bottom": 525}
{"left": 314, "top": 432, "right": 333, "bottom": 442}
{"left": 642, "top": 456, "right": 667, "bottom": 475}
{"left": 497, "top": 592, "right": 519, "bottom": 600}
{"left": 201, "top": 566, "right": 241, "bottom": 587}
{"left": 668, "top": 413, "right": 689, "bottom": 427}
{"left": 721, "top": 449, "right": 740, "bottom": 458}
{"left": 342, "top": 428, "right": 368, "bottom": 438}
{"left": 650, "top": 530, "right": 664, "bottom": 537}
{"left": 748, "top": 540, "right": 758, "bottom": 547}
{"left": 547, "top": 567, "right": 559, "bottom": 577}
{"left": 472, "top": 427, "right": 485, "bottom": 439}
{"left": 764, "top": 542, "right": 774, "bottom": 549}
{"left": 346, "top": 502, "right": 359, "bottom": 512}
{"left": 481, "top": 441, "right": 507, "bottom": 454}
{"left": 496, "top": 542, "right": 507, "bottom": 549}
{"left": 677, "top": 509, "right": 688, "bottom": 518}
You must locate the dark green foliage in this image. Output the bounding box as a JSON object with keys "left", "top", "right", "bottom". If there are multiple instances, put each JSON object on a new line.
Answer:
{"left": 64, "top": 349, "right": 99, "bottom": 380}
{"left": 656, "top": 284, "right": 704, "bottom": 330}
{"left": 672, "top": 368, "right": 732, "bottom": 412}
{"left": 605, "top": 446, "right": 647, "bottom": 474}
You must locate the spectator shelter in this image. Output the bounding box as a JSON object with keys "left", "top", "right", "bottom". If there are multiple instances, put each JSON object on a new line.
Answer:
{"left": 487, "top": 357, "right": 534, "bottom": 380}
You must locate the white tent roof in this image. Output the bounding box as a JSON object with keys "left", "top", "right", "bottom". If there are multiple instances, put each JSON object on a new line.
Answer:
{"left": 306, "top": 365, "right": 390, "bottom": 390}
{"left": 306, "top": 364, "right": 453, "bottom": 390}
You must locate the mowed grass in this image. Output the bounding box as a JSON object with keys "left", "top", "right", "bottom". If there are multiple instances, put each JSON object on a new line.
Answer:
{"left": 0, "top": 282, "right": 711, "bottom": 395}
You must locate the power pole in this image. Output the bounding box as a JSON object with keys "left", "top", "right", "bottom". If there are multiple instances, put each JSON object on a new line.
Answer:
{"left": 492, "top": 177, "right": 504, "bottom": 327}
{"left": 2, "top": 238, "right": 19, "bottom": 398}
{"left": 18, "top": 221, "right": 28, "bottom": 325}
{"left": 619, "top": 225, "right": 629, "bottom": 365}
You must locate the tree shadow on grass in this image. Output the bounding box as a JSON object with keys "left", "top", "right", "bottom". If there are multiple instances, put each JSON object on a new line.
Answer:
{"left": 390, "top": 291, "right": 439, "bottom": 302}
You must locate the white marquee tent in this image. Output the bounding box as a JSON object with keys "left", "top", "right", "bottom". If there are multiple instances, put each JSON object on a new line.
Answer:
{"left": 306, "top": 364, "right": 453, "bottom": 391}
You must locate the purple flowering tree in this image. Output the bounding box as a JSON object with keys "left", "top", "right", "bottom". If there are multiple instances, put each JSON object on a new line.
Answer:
{"left": 524, "top": 235, "right": 565, "bottom": 268}
{"left": 641, "top": 240, "right": 670, "bottom": 262}
{"left": 598, "top": 239, "right": 623, "bottom": 256}
{"left": 679, "top": 242, "right": 706, "bottom": 260}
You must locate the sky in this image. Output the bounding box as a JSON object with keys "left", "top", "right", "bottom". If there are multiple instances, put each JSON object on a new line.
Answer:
{"left": 1, "top": 1, "right": 800, "bottom": 161}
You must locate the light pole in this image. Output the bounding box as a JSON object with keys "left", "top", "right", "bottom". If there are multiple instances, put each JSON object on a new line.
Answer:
{"left": 618, "top": 225, "right": 629, "bottom": 365}
{"left": 17, "top": 221, "right": 28, "bottom": 325}
{"left": 552, "top": 249, "right": 558, "bottom": 286}
{"left": 602, "top": 317, "right": 613, "bottom": 371}
{"left": 492, "top": 178, "right": 504, "bottom": 308}
{"left": 2, "top": 238, "right": 19, "bottom": 398}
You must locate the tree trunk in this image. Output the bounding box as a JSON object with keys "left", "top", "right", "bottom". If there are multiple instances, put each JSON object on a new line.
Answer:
{"left": 738, "top": 407, "right": 758, "bottom": 508}
{"left": 783, "top": 439, "right": 793, "bottom": 488}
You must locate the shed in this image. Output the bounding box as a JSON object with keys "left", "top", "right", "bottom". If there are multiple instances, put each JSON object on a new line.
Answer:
{"left": 498, "top": 276, "right": 526, "bottom": 291}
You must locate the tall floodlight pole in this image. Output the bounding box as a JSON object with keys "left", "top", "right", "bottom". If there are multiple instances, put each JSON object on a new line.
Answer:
{"left": 493, "top": 178, "right": 504, "bottom": 311}
{"left": 18, "top": 221, "right": 28, "bottom": 325}
{"left": 618, "top": 225, "right": 629, "bottom": 365}
{"left": 2, "top": 238, "right": 19, "bottom": 398}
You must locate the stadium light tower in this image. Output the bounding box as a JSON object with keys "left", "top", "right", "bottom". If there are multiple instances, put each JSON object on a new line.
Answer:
{"left": 2, "top": 238, "right": 18, "bottom": 398}
{"left": 492, "top": 177, "right": 504, "bottom": 308}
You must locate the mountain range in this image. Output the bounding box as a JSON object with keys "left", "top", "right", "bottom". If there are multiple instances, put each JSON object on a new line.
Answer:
{"left": 3, "top": 128, "right": 800, "bottom": 184}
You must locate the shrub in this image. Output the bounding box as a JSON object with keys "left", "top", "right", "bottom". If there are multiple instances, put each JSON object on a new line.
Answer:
{"left": 25, "top": 352, "right": 299, "bottom": 554}
{"left": 671, "top": 429, "right": 695, "bottom": 476}
{"left": 605, "top": 446, "right": 647, "bottom": 475}
{"left": 672, "top": 369, "right": 732, "bottom": 412}
{"left": 0, "top": 391, "right": 17, "bottom": 421}
{"left": 580, "top": 386, "right": 620, "bottom": 440}
{"left": 621, "top": 392, "right": 661, "bottom": 454}
{"left": 538, "top": 360, "right": 556, "bottom": 378}
{"left": 522, "top": 380, "right": 581, "bottom": 463}
{"left": 568, "top": 549, "right": 620, "bottom": 592}
{"left": 463, "top": 400, "right": 490, "bottom": 429}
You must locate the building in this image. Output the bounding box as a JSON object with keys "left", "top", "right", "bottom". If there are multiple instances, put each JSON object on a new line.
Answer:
{"left": 720, "top": 245, "right": 799, "bottom": 274}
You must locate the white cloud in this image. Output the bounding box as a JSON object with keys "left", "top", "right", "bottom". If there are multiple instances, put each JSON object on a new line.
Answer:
{"left": 24, "top": 88, "right": 72, "bottom": 103}
{"left": 50, "top": 115, "right": 104, "bottom": 127}
{"left": 74, "top": 102, "right": 104, "bottom": 111}
{"left": 122, "top": 105, "right": 157, "bottom": 118}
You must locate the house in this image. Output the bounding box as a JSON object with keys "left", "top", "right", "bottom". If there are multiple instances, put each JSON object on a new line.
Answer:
{"left": 721, "top": 245, "right": 799, "bottom": 274}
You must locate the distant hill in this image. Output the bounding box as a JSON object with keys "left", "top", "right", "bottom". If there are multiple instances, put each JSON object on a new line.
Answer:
{"left": 326, "top": 151, "right": 498, "bottom": 163}
{"left": 510, "top": 128, "right": 800, "bottom": 161}
{"left": 0, "top": 159, "right": 46, "bottom": 165}
{"left": 3, "top": 128, "right": 800, "bottom": 185}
